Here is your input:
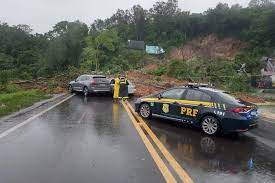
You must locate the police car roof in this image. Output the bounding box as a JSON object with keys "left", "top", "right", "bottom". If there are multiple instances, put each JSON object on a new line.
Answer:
{"left": 179, "top": 86, "right": 226, "bottom": 93}
{"left": 199, "top": 87, "right": 226, "bottom": 93}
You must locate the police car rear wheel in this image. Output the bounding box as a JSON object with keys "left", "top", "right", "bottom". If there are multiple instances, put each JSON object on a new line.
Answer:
{"left": 201, "top": 116, "right": 220, "bottom": 135}
{"left": 139, "top": 103, "right": 152, "bottom": 119}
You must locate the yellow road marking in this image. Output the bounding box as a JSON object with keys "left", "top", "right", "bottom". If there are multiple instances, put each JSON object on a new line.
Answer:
{"left": 125, "top": 101, "right": 194, "bottom": 183}
{"left": 121, "top": 102, "right": 177, "bottom": 183}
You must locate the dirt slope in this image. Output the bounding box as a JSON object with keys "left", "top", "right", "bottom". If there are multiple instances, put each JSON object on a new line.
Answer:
{"left": 170, "top": 34, "right": 246, "bottom": 61}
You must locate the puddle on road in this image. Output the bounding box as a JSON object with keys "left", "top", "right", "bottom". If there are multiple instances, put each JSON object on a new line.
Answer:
{"left": 146, "top": 118, "right": 275, "bottom": 183}
{"left": 259, "top": 105, "right": 275, "bottom": 113}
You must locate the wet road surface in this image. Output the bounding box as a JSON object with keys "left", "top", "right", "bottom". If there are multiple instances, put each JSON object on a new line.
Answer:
{"left": 145, "top": 117, "right": 275, "bottom": 183}
{"left": 0, "top": 95, "right": 275, "bottom": 183}
{"left": 0, "top": 96, "right": 164, "bottom": 183}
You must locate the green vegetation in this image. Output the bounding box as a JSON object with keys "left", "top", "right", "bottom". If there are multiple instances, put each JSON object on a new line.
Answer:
{"left": 0, "top": 0, "right": 275, "bottom": 92}
{"left": 0, "top": 84, "right": 22, "bottom": 94}
{"left": 0, "top": 89, "right": 49, "bottom": 117}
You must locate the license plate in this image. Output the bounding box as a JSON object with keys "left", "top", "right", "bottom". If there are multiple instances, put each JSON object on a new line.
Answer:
{"left": 99, "top": 84, "right": 106, "bottom": 86}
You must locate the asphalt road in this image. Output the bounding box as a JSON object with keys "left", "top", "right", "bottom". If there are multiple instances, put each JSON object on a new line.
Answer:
{"left": 0, "top": 96, "right": 164, "bottom": 183}
{"left": 0, "top": 95, "right": 275, "bottom": 183}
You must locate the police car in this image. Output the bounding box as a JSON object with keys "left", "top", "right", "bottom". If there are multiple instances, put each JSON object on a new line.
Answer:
{"left": 134, "top": 84, "right": 258, "bottom": 135}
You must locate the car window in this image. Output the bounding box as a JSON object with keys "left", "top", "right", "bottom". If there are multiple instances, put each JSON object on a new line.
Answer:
{"left": 84, "top": 76, "right": 90, "bottom": 80}
{"left": 80, "top": 76, "right": 87, "bottom": 81}
{"left": 185, "top": 89, "right": 212, "bottom": 102}
{"left": 93, "top": 76, "right": 108, "bottom": 83}
{"left": 216, "top": 92, "right": 240, "bottom": 105}
{"left": 161, "top": 89, "right": 185, "bottom": 99}
{"left": 76, "top": 76, "right": 82, "bottom": 81}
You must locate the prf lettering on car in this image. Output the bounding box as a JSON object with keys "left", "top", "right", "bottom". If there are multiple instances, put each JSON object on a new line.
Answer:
{"left": 181, "top": 107, "right": 199, "bottom": 117}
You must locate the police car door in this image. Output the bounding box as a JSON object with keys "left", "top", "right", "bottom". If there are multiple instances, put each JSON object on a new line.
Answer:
{"left": 158, "top": 88, "right": 186, "bottom": 119}
{"left": 181, "top": 89, "right": 212, "bottom": 124}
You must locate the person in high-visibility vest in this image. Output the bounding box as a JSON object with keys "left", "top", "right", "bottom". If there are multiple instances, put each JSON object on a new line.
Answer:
{"left": 113, "top": 77, "right": 120, "bottom": 99}
{"left": 119, "top": 76, "right": 129, "bottom": 100}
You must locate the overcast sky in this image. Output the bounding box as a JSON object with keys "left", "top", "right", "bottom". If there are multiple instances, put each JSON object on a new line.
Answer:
{"left": 0, "top": 0, "right": 250, "bottom": 33}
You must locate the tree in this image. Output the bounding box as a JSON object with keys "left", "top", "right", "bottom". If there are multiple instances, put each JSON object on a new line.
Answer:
{"left": 81, "top": 29, "right": 119, "bottom": 71}
{"left": 0, "top": 53, "right": 14, "bottom": 70}
{"left": 81, "top": 36, "right": 97, "bottom": 70}
{"left": 45, "top": 21, "right": 89, "bottom": 71}
{"left": 131, "top": 5, "right": 146, "bottom": 40}
{"left": 249, "top": 0, "right": 275, "bottom": 7}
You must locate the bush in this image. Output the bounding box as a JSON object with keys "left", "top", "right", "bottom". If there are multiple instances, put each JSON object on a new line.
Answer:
{"left": 166, "top": 60, "right": 200, "bottom": 80}
{"left": 4, "top": 84, "right": 22, "bottom": 93}
{"left": 20, "top": 72, "right": 32, "bottom": 80}
{"left": 0, "top": 70, "right": 14, "bottom": 85}
{"left": 147, "top": 66, "right": 167, "bottom": 76}
{"left": 223, "top": 75, "right": 255, "bottom": 93}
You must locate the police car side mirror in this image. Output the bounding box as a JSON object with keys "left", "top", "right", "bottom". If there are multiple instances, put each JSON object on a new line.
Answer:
{"left": 157, "top": 94, "right": 162, "bottom": 100}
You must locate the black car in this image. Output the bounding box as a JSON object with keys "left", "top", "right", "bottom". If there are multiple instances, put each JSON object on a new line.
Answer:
{"left": 135, "top": 84, "right": 258, "bottom": 135}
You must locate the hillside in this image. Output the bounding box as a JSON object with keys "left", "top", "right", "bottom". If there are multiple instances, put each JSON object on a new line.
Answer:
{"left": 170, "top": 34, "right": 246, "bottom": 61}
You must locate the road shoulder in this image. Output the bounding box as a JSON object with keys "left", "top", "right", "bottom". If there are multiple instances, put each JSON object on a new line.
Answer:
{"left": 0, "top": 93, "right": 71, "bottom": 134}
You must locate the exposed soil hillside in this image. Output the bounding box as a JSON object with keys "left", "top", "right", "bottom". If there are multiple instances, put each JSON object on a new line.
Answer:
{"left": 170, "top": 34, "right": 246, "bottom": 61}
{"left": 127, "top": 70, "right": 187, "bottom": 97}
{"left": 127, "top": 70, "right": 266, "bottom": 104}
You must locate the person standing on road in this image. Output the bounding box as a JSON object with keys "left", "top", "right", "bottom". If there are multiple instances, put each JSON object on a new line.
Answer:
{"left": 119, "top": 76, "right": 129, "bottom": 100}
{"left": 113, "top": 76, "right": 120, "bottom": 99}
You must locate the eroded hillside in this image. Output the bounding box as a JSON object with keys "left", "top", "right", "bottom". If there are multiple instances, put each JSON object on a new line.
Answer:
{"left": 170, "top": 34, "right": 246, "bottom": 61}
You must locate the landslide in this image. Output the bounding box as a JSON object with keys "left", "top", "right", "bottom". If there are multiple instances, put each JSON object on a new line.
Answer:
{"left": 128, "top": 69, "right": 265, "bottom": 103}
{"left": 170, "top": 34, "right": 246, "bottom": 60}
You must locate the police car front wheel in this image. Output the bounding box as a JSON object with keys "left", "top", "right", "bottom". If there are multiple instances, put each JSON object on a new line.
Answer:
{"left": 139, "top": 103, "right": 152, "bottom": 119}
{"left": 201, "top": 116, "right": 220, "bottom": 135}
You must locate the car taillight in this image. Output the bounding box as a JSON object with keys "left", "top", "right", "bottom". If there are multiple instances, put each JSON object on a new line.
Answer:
{"left": 231, "top": 107, "right": 251, "bottom": 113}
{"left": 91, "top": 79, "right": 96, "bottom": 85}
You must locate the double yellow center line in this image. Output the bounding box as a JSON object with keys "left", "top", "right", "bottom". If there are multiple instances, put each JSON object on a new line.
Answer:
{"left": 122, "top": 101, "right": 194, "bottom": 183}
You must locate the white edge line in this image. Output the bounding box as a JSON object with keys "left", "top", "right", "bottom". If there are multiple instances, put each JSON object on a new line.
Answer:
{"left": 0, "top": 94, "right": 75, "bottom": 139}
{"left": 77, "top": 111, "right": 87, "bottom": 124}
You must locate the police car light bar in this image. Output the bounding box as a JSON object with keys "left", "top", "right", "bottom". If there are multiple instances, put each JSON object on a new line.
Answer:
{"left": 186, "top": 83, "right": 210, "bottom": 88}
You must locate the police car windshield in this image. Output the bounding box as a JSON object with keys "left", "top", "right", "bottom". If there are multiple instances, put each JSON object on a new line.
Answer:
{"left": 216, "top": 92, "right": 241, "bottom": 105}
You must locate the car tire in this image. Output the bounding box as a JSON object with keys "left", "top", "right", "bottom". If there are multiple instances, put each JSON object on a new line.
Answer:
{"left": 139, "top": 103, "right": 152, "bottom": 119}
{"left": 201, "top": 116, "right": 220, "bottom": 136}
{"left": 68, "top": 85, "right": 74, "bottom": 93}
{"left": 83, "top": 86, "right": 89, "bottom": 97}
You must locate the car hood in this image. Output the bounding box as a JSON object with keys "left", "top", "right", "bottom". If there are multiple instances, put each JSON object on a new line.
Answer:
{"left": 135, "top": 93, "right": 158, "bottom": 103}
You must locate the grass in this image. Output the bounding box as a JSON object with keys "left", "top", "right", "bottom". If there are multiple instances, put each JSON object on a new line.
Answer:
{"left": 0, "top": 89, "right": 50, "bottom": 117}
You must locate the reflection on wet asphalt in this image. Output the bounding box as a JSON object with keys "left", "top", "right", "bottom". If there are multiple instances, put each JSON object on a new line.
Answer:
{"left": 146, "top": 117, "right": 275, "bottom": 183}
{"left": 0, "top": 95, "right": 275, "bottom": 183}
{"left": 0, "top": 96, "right": 164, "bottom": 183}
